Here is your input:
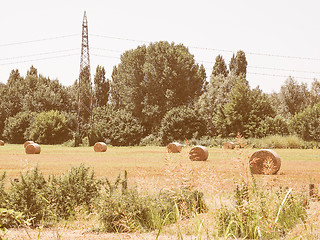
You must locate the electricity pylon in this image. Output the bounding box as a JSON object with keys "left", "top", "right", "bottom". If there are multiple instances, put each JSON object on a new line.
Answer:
{"left": 76, "top": 11, "right": 93, "bottom": 147}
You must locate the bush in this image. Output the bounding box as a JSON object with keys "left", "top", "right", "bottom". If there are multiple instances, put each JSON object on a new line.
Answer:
{"left": 99, "top": 187, "right": 207, "bottom": 233}
{"left": 139, "top": 134, "right": 162, "bottom": 146}
{"left": 218, "top": 183, "right": 308, "bottom": 239}
{"left": 6, "top": 166, "right": 49, "bottom": 226}
{"left": 3, "top": 111, "right": 35, "bottom": 144}
{"left": 290, "top": 103, "right": 320, "bottom": 141}
{"left": 25, "top": 110, "right": 71, "bottom": 144}
{"left": 0, "top": 208, "right": 29, "bottom": 231}
{"left": 47, "top": 164, "right": 100, "bottom": 219}
{"left": 159, "top": 106, "right": 207, "bottom": 145}
{"left": 248, "top": 135, "right": 320, "bottom": 149}
{"left": 188, "top": 136, "right": 234, "bottom": 147}
{"left": 0, "top": 173, "right": 6, "bottom": 208}
{"left": 255, "top": 115, "right": 289, "bottom": 138}
{"left": 107, "top": 109, "right": 145, "bottom": 146}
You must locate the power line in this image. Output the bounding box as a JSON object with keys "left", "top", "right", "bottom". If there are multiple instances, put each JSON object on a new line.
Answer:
{"left": 0, "top": 34, "right": 79, "bottom": 47}
{"left": 91, "top": 47, "right": 124, "bottom": 53}
{"left": 247, "top": 72, "right": 315, "bottom": 80}
{"left": 2, "top": 32, "right": 320, "bottom": 61}
{"left": 203, "top": 67, "right": 316, "bottom": 81}
{"left": 89, "top": 52, "right": 319, "bottom": 77}
{"left": 0, "top": 48, "right": 79, "bottom": 61}
{"left": 192, "top": 46, "right": 320, "bottom": 61}
{"left": 91, "top": 33, "right": 320, "bottom": 61}
{"left": 200, "top": 60, "right": 320, "bottom": 75}
{"left": 0, "top": 53, "right": 79, "bottom": 66}
{"left": 91, "top": 54, "right": 120, "bottom": 59}
{"left": 248, "top": 65, "right": 320, "bottom": 75}
{"left": 91, "top": 34, "right": 149, "bottom": 43}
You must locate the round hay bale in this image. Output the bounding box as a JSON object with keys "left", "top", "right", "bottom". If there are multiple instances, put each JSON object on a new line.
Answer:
{"left": 167, "top": 142, "right": 182, "bottom": 153}
{"left": 0, "top": 140, "right": 4, "bottom": 146}
{"left": 25, "top": 143, "right": 41, "bottom": 154}
{"left": 94, "top": 142, "right": 107, "bottom": 152}
{"left": 189, "top": 145, "right": 208, "bottom": 161}
{"left": 223, "top": 141, "right": 235, "bottom": 149}
{"left": 24, "top": 141, "right": 35, "bottom": 148}
{"left": 249, "top": 149, "right": 281, "bottom": 175}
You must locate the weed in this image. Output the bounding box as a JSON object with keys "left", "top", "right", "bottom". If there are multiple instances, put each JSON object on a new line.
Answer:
{"left": 217, "top": 134, "right": 308, "bottom": 239}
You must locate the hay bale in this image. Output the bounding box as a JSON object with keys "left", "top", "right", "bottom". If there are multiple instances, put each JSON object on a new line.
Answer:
{"left": 0, "top": 140, "right": 4, "bottom": 146}
{"left": 249, "top": 149, "right": 281, "bottom": 175}
{"left": 94, "top": 142, "right": 107, "bottom": 152}
{"left": 223, "top": 141, "right": 235, "bottom": 149}
{"left": 167, "top": 142, "right": 182, "bottom": 153}
{"left": 24, "top": 141, "right": 35, "bottom": 148}
{"left": 25, "top": 143, "right": 41, "bottom": 154}
{"left": 189, "top": 145, "right": 208, "bottom": 161}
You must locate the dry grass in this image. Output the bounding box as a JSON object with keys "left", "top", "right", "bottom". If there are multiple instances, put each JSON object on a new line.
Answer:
{"left": 1, "top": 143, "right": 320, "bottom": 239}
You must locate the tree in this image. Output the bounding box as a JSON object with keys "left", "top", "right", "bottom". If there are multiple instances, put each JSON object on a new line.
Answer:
{"left": 289, "top": 103, "right": 320, "bottom": 141}
{"left": 111, "top": 41, "right": 206, "bottom": 133}
{"left": 255, "top": 115, "right": 289, "bottom": 137}
{"left": 212, "top": 55, "right": 228, "bottom": 77}
{"left": 3, "top": 69, "right": 24, "bottom": 117}
{"left": 77, "top": 66, "right": 92, "bottom": 125}
{"left": 215, "top": 77, "right": 274, "bottom": 137}
{"left": 229, "top": 50, "right": 247, "bottom": 78}
{"left": 25, "top": 110, "right": 71, "bottom": 144}
{"left": 196, "top": 73, "right": 240, "bottom": 135}
{"left": 279, "top": 77, "right": 310, "bottom": 116}
{"left": 159, "top": 106, "right": 207, "bottom": 145}
{"left": 3, "top": 111, "right": 36, "bottom": 144}
{"left": 111, "top": 46, "right": 146, "bottom": 117}
{"left": 2, "top": 67, "right": 72, "bottom": 117}
{"left": 27, "top": 65, "right": 38, "bottom": 76}
{"left": 310, "top": 79, "right": 320, "bottom": 106}
{"left": 107, "top": 109, "right": 145, "bottom": 146}
{"left": 93, "top": 66, "right": 109, "bottom": 107}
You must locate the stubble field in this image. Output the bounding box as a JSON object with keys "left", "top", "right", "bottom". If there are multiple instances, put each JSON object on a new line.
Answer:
{"left": 0, "top": 144, "right": 320, "bottom": 239}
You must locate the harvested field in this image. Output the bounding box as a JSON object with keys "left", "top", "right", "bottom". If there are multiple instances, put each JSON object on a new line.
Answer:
{"left": 1, "top": 145, "right": 320, "bottom": 239}
{"left": 0, "top": 145, "right": 319, "bottom": 191}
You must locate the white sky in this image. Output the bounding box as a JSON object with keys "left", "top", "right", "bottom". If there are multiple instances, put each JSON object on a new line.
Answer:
{"left": 1, "top": 0, "right": 320, "bottom": 93}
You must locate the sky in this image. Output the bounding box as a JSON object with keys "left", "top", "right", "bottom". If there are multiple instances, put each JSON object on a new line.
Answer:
{"left": 1, "top": 0, "right": 320, "bottom": 93}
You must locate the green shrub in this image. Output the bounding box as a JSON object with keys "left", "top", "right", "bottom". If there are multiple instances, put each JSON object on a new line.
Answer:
{"left": 0, "top": 173, "right": 6, "bottom": 208}
{"left": 139, "top": 134, "right": 162, "bottom": 146}
{"left": 159, "top": 106, "right": 207, "bottom": 145}
{"left": 218, "top": 183, "right": 308, "bottom": 239}
{"left": 25, "top": 110, "right": 71, "bottom": 144}
{"left": 99, "top": 182, "right": 208, "bottom": 233}
{"left": 6, "top": 166, "right": 49, "bottom": 226}
{"left": 0, "top": 208, "right": 30, "bottom": 231}
{"left": 189, "top": 136, "right": 234, "bottom": 147}
{"left": 107, "top": 109, "right": 145, "bottom": 146}
{"left": 47, "top": 164, "right": 100, "bottom": 219}
{"left": 248, "top": 135, "right": 319, "bottom": 149}
{"left": 255, "top": 115, "right": 289, "bottom": 137}
{"left": 290, "top": 103, "right": 320, "bottom": 141}
{"left": 3, "top": 111, "right": 35, "bottom": 143}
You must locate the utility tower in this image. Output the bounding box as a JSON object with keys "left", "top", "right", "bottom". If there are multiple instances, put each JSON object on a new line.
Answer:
{"left": 76, "top": 11, "right": 93, "bottom": 147}
{"left": 80, "top": 11, "right": 91, "bottom": 76}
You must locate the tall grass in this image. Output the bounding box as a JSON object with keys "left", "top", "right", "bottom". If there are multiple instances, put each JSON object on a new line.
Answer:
{"left": 217, "top": 134, "right": 309, "bottom": 239}
{"left": 249, "top": 135, "right": 320, "bottom": 149}
{"left": 0, "top": 139, "right": 316, "bottom": 238}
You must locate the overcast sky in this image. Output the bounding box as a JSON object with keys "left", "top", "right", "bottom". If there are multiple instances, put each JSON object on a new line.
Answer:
{"left": 1, "top": 0, "right": 320, "bottom": 93}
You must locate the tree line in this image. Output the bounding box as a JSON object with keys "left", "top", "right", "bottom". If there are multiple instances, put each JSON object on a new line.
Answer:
{"left": 0, "top": 41, "right": 319, "bottom": 146}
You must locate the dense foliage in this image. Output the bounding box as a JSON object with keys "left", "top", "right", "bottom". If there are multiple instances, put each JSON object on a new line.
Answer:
{"left": 159, "top": 106, "right": 207, "bottom": 145}
{"left": 3, "top": 111, "right": 36, "bottom": 144}
{"left": 0, "top": 44, "right": 319, "bottom": 145}
{"left": 25, "top": 110, "right": 71, "bottom": 144}
{"left": 0, "top": 165, "right": 207, "bottom": 231}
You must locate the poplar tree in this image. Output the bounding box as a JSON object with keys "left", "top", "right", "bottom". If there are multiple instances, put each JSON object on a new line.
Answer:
{"left": 93, "top": 66, "right": 109, "bottom": 107}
